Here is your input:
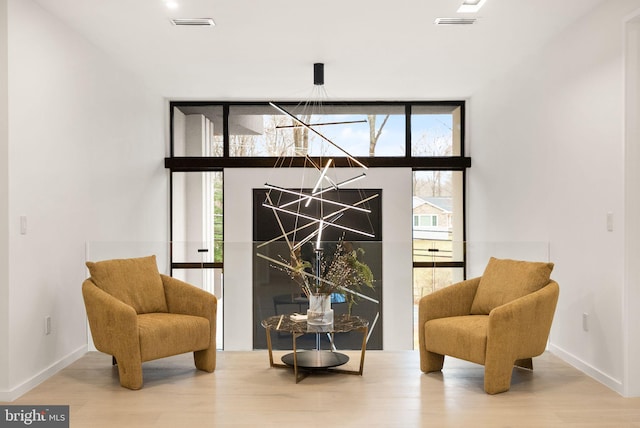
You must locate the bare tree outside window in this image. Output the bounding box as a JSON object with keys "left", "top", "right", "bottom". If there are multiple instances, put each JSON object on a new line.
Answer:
{"left": 368, "top": 114, "right": 390, "bottom": 156}
{"left": 412, "top": 132, "right": 453, "bottom": 198}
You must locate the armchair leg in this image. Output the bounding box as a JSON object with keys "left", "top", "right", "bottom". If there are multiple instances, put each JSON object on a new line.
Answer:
{"left": 115, "top": 358, "right": 144, "bottom": 390}
{"left": 194, "top": 348, "right": 216, "bottom": 373}
{"left": 420, "top": 350, "right": 445, "bottom": 373}
{"left": 484, "top": 357, "right": 515, "bottom": 394}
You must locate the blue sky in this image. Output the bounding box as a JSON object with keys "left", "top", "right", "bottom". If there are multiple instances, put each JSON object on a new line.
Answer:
{"left": 302, "top": 113, "right": 454, "bottom": 157}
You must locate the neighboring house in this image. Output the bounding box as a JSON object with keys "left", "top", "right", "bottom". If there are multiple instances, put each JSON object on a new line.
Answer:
{"left": 412, "top": 196, "right": 452, "bottom": 241}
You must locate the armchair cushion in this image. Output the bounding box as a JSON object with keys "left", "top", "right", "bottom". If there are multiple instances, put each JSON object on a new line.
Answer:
{"left": 470, "top": 257, "right": 554, "bottom": 315}
{"left": 86, "top": 255, "right": 168, "bottom": 314}
{"left": 137, "top": 313, "right": 210, "bottom": 362}
{"left": 425, "top": 315, "right": 489, "bottom": 365}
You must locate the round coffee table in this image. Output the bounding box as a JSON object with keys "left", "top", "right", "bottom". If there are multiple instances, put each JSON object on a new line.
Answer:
{"left": 261, "top": 314, "right": 369, "bottom": 382}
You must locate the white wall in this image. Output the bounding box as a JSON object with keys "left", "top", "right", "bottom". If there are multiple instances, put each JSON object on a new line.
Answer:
{"left": 1, "top": 0, "right": 166, "bottom": 400}
{"left": 468, "top": 0, "right": 640, "bottom": 395}
{"left": 624, "top": 10, "right": 640, "bottom": 398}
{"left": 223, "top": 168, "right": 413, "bottom": 350}
{"left": 0, "top": 0, "right": 9, "bottom": 394}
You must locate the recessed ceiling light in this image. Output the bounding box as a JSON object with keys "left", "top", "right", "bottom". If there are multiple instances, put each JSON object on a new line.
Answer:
{"left": 457, "top": 0, "right": 487, "bottom": 13}
{"left": 165, "top": 1, "right": 179, "bottom": 10}
{"left": 170, "top": 18, "right": 216, "bottom": 26}
{"left": 434, "top": 17, "right": 477, "bottom": 25}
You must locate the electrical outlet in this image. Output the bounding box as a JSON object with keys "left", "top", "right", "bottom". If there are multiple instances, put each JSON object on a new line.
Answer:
{"left": 582, "top": 313, "right": 589, "bottom": 332}
{"left": 45, "top": 316, "right": 51, "bottom": 335}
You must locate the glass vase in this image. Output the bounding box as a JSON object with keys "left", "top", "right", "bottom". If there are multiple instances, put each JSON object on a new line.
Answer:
{"left": 307, "top": 293, "right": 334, "bottom": 325}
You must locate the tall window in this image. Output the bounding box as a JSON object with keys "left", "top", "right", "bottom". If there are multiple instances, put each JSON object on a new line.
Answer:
{"left": 411, "top": 104, "right": 465, "bottom": 349}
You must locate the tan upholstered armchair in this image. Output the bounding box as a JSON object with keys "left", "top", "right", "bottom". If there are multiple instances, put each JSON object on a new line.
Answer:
{"left": 82, "top": 255, "right": 217, "bottom": 390}
{"left": 418, "top": 257, "right": 559, "bottom": 394}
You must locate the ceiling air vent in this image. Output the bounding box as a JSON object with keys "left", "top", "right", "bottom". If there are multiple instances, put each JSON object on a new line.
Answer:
{"left": 170, "top": 18, "right": 215, "bottom": 26}
{"left": 434, "top": 17, "right": 477, "bottom": 25}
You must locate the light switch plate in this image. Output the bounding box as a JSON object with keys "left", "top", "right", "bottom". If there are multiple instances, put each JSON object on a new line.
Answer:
{"left": 20, "top": 216, "right": 27, "bottom": 235}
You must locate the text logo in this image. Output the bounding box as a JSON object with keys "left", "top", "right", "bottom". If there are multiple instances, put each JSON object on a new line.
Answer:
{"left": 0, "top": 406, "right": 69, "bottom": 427}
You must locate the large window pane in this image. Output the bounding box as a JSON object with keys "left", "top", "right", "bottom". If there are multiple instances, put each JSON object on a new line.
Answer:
{"left": 412, "top": 170, "right": 464, "bottom": 349}
{"left": 171, "top": 171, "right": 224, "bottom": 348}
{"left": 172, "top": 171, "right": 223, "bottom": 263}
{"left": 228, "top": 104, "right": 406, "bottom": 157}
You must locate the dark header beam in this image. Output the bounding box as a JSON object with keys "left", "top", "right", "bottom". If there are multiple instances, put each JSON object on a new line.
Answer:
{"left": 165, "top": 156, "right": 471, "bottom": 171}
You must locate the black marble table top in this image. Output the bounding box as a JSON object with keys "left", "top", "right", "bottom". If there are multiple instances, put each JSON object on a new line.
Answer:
{"left": 261, "top": 314, "right": 369, "bottom": 334}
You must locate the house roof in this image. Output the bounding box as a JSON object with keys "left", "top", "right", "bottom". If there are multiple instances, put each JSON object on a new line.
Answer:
{"left": 413, "top": 196, "right": 452, "bottom": 213}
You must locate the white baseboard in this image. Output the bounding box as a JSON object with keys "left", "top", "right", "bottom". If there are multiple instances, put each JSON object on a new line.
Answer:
{"left": 0, "top": 345, "right": 87, "bottom": 402}
{"left": 548, "top": 343, "right": 624, "bottom": 396}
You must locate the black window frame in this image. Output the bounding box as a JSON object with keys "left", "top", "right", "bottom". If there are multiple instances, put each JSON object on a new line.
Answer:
{"left": 165, "top": 100, "right": 471, "bottom": 274}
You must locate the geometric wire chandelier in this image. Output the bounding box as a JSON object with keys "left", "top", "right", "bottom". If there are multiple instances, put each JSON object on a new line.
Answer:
{"left": 255, "top": 64, "right": 380, "bottom": 320}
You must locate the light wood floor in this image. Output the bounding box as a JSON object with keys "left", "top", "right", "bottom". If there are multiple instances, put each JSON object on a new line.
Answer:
{"left": 3, "top": 350, "right": 640, "bottom": 427}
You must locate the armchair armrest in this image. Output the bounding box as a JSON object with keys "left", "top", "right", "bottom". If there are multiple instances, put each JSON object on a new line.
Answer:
{"left": 162, "top": 275, "right": 218, "bottom": 372}
{"left": 161, "top": 274, "right": 217, "bottom": 327}
{"left": 419, "top": 277, "right": 480, "bottom": 322}
{"left": 487, "top": 280, "right": 559, "bottom": 359}
{"left": 81, "top": 279, "right": 139, "bottom": 357}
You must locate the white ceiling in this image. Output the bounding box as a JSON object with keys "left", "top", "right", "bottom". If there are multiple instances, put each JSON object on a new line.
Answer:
{"left": 32, "top": 0, "right": 605, "bottom": 100}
